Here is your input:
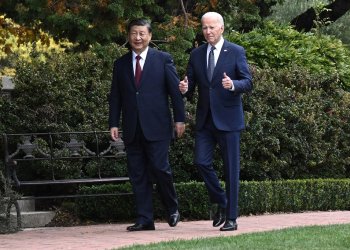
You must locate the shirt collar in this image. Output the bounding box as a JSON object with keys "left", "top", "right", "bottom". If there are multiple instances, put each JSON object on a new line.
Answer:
{"left": 207, "top": 36, "right": 224, "bottom": 52}
{"left": 132, "top": 47, "right": 149, "bottom": 60}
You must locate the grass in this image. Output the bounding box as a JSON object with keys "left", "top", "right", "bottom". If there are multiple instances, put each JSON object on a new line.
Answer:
{"left": 117, "top": 223, "right": 350, "bottom": 250}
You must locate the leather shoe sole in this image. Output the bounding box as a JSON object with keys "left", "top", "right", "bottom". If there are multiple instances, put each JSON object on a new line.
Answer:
{"left": 168, "top": 211, "right": 180, "bottom": 227}
{"left": 220, "top": 220, "right": 238, "bottom": 231}
{"left": 127, "top": 223, "right": 155, "bottom": 231}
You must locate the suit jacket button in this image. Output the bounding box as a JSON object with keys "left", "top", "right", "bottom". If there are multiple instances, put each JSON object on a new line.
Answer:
{"left": 136, "top": 92, "right": 139, "bottom": 94}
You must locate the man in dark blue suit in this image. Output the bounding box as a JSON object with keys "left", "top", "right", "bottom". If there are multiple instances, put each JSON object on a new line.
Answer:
{"left": 179, "top": 12, "right": 252, "bottom": 231}
{"left": 109, "top": 19, "right": 185, "bottom": 231}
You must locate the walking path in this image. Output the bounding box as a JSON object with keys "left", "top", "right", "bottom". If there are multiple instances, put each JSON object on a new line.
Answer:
{"left": 1, "top": 211, "right": 350, "bottom": 250}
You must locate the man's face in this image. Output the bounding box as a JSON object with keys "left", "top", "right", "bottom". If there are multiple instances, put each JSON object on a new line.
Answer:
{"left": 128, "top": 25, "right": 152, "bottom": 54}
{"left": 201, "top": 16, "right": 224, "bottom": 46}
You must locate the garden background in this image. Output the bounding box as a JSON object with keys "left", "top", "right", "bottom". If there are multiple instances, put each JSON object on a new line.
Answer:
{"left": 1, "top": 0, "right": 350, "bottom": 225}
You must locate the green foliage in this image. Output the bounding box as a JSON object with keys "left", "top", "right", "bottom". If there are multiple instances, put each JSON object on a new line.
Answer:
{"left": 269, "top": 0, "right": 350, "bottom": 45}
{"left": 227, "top": 21, "right": 350, "bottom": 89}
{"left": 0, "top": 15, "right": 73, "bottom": 76}
{"left": 171, "top": 65, "right": 350, "bottom": 182}
{"left": 216, "top": 0, "right": 262, "bottom": 32}
{"left": 2, "top": 44, "right": 349, "bottom": 183}
{"left": 157, "top": 23, "right": 195, "bottom": 78}
{"left": 0, "top": 0, "right": 167, "bottom": 48}
{"left": 240, "top": 179, "right": 350, "bottom": 215}
{"left": 120, "top": 224, "right": 350, "bottom": 250}
{"left": 0, "top": 169, "right": 21, "bottom": 233}
{"left": 0, "top": 45, "right": 127, "bottom": 133}
{"left": 240, "top": 66, "right": 350, "bottom": 180}
{"left": 77, "top": 183, "right": 135, "bottom": 221}
{"left": 77, "top": 179, "right": 350, "bottom": 221}
{"left": 176, "top": 181, "right": 211, "bottom": 219}
{"left": 0, "top": 0, "right": 288, "bottom": 48}
{"left": 77, "top": 181, "right": 211, "bottom": 221}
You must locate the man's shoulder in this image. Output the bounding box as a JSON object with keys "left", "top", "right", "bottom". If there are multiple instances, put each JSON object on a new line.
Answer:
{"left": 114, "top": 52, "right": 131, "bottom": 64}
{"left": 190, "top": 43, "right": 207, "bottom": 55}
{"left": 224, "top": 40, "right": 245, "bottom": 51}
{"left": 149, "top": 47, "right": 170, "bottom": 57}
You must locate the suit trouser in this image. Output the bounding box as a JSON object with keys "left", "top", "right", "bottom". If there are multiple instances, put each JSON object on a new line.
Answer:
{"left": 125, "top": 123, "right": 178, "bottom": 225}
{"left": 194, "top": 114, "right": 241, "bottom": 220}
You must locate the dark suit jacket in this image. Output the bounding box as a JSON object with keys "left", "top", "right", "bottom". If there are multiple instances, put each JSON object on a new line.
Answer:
{"left": 186, "top": 40, "right": 252, "bottom": 131}
{"left": 109, "top": 48, "right": 185, "bottom": 144}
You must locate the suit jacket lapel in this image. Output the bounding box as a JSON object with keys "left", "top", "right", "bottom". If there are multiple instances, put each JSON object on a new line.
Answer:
{"left": 134, "top": 48, "right": 154, "bottom": 88}
{"left": 212, "top": 40, "right": 229, "bottom": 82}
{"left": 125, "top": 52, "right": 136, "bottom": 89}
{"left": 139, "top": 48, "right": 154, "bottom": 88}
{"left": 201, "top": 45, "right": 211, "bottom": 84}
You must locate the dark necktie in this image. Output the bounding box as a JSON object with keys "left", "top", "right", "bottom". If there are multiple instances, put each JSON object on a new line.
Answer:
{"left": 207, "top": 46, "right": 215, "bottom": 81}
{"left": 135, "top": 55, "right": 142, "bottom": 88}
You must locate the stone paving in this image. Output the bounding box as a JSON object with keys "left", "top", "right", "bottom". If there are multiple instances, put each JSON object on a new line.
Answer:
{"left": 1, "top": 211, "right": 350, "bottom": 250}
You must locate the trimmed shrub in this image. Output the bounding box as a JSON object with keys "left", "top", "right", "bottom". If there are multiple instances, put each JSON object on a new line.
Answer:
{"left": 240, "top": 66, "right": 350, "bottom": 180}
{"left": 76, "top": 179, "right": 350, "bottom": 221}
{"left": 227, "top": 21, "right": 350, "bottom": 90}
{"left": 0, "top": 45, "right": 126, "bottom": 133}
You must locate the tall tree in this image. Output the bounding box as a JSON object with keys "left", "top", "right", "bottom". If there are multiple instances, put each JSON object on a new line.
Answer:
{"left": 291, "top": 0, "right": 350, "bottom": 32}
{"left": 0, "top": 0, "right": 166, "bottom": 49}
{"left": 0, "top": 0, "right": 280, "bottom": 48}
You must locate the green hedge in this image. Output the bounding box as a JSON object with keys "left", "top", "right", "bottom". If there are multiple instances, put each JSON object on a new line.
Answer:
{"left": 76, "top": 179, "right": 350, "bottom": 221}
{"left": 227, "top": 21, "right": 350, "bottom": 90}
{"left": 1, "top": 63, "right": 350, "bottom": 182}
{"left": 1, "top": 28, "right": 350, "bottom": 183}
{"left": 239, "top": 66, "right": 350, "bottom": 180}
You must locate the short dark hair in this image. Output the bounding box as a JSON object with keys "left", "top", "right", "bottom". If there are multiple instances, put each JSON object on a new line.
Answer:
{"left": 127, "top": 18, "right": 152, "bottom": 33}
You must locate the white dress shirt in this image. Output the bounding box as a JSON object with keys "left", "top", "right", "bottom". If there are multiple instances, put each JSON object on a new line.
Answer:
{"left": 132, "top": 47, "right": 149, "bottom": 75}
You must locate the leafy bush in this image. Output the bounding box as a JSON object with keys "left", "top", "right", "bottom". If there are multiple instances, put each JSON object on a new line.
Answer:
{"left": 0, "top": 169, "right": 21, "bottom": 233}
{"left": 0, "top": 15, "right": 73, "bottom": 76}
{"left": 227, "top": 21, "right": 350, "bottom": 90}
{"left": 77, "top": 179, "right": 350, "bottom": 221}
{"left": 268, "top": 0, "right": 350, "bottom": 45}
{"left": 2, "top": 57, "right": 349, "bottom": 183}
{"left": 171, "top": 65, "right": 350, "bottom": 182}
{"left": 0, "top": 45, "right": 126, "bottom": 133}
{"left": 1, "top": 26, "right": 350, "bottom": 183}
{"left": 240, "top": 66, "right": 350, "bottom": 180}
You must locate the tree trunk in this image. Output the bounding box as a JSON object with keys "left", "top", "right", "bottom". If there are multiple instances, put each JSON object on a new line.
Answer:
{"left": 291, "top": 0, "right": 350, "bottom": 32}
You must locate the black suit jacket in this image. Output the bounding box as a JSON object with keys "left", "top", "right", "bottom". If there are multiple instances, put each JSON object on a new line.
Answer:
{"left": 109, "top": 48, "right": 185, "bottom": 144}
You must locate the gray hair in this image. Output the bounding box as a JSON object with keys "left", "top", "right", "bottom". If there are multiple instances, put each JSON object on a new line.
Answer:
{"left": 201, "top": 12, "right": 224, "bottom": 26}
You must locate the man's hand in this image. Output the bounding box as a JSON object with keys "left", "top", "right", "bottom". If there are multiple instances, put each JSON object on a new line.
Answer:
{"left": 175, "top": 122, "right": 185, "bottom": 138}
{"left": 179, "top": 76, "right": 188, "bottom": 94}
{"left": 222, "top": 72, "right": 234, "bottom": 90}
{"left": 110, "top": 127, "right": 119, "bottom": 141}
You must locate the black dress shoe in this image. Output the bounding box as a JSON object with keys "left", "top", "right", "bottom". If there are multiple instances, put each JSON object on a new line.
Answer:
{"left": 168, "top": 211, "right": 180, "bottom": 227}
{"left": 212, "top": 207, "right": 226, "bottom": 227}
{"left": 126, "top": 223, "right": 155, "bottom": 231}
{"left": 220, "top": 220, "right": 238, "bottom": 231}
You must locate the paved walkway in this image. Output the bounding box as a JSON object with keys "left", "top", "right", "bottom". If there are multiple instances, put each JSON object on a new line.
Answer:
{"left": 1, "top": 211, "right": 350, "bottom": 250}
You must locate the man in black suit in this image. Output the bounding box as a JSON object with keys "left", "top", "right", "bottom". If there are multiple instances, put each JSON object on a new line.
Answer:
{"left": 179, "top": 12, "right": 252, "bottom": 231}
{"left": 109, "top": 18, "right": 185, "bottom": 231}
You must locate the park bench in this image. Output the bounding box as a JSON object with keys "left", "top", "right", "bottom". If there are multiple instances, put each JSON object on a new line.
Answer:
{"left": 1, "top": 131, "right": 130, "bottom": 228}
{"left": 2, "top": 131, "right": 130, "bottom": 199}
